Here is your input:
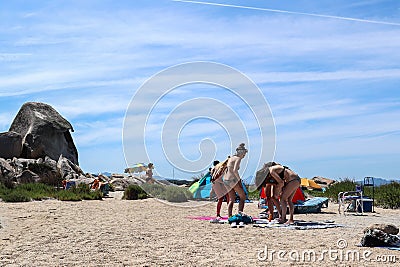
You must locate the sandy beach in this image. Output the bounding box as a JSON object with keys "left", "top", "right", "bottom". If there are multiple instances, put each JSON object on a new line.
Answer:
{"left": 0, "top": 193, "right": 399, "bottom": 267}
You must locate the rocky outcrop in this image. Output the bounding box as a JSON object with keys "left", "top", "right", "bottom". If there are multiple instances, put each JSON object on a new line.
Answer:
{"left": 15, "top": 170, "right": 40, "bottom": 184}
{"left": 8, "top": 102, "right": 78, "bottom": 164}
{"left": 0, "top": 131, "right": 23, "bottom": 159}
{"left": 0, "top": 155, "right": 95, "bottom": 188}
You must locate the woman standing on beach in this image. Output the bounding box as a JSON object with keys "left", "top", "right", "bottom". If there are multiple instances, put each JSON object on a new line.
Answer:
{"left": 224, "top": 143, "right": 247, "bottom": 217}
{"left": 145, "top": 163, "right": 154, "bottom": 183}
{"left": 268, "top": 164, "right": 301, "bottom": 224}
{"left": 210, "top": 160, "right": 230, "bottom": 219}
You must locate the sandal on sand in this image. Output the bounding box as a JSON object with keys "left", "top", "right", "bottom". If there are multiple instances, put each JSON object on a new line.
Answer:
{"left": 231, "top": 222, "right": 238, "bottom": 228}
{"left": 277, "top": 219, "right": 287, "bottom": 224}
{"left": 238, "top": 222, "right": 245, "bottom": 228}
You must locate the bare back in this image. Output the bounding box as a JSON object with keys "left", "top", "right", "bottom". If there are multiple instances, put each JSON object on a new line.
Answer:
{"left": 223, "top": 155, "right": 241, "bottom": 182}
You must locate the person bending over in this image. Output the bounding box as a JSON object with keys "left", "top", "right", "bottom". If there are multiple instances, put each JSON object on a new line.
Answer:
{"left": 268, "top": 164, "right": 300, "bottom": 225}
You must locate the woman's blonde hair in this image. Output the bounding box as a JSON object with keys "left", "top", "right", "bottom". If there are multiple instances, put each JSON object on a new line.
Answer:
{"left": 235, "top": 143, "right": 248, "bottom": 156}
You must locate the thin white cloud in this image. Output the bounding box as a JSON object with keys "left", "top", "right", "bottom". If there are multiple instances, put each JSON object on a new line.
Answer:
{"left": 73, "top": 118, "right": 124, "bottom": 147}
{"left": 173, "top": 0, "right": 400, "bottom": 26}
{"left": 252, "top": 69, "right": 400, "bottom": 84}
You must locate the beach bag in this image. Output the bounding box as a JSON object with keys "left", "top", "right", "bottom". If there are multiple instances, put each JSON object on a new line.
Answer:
{"left": 211, "top": 157, "right": 229, "bottom": 182}
{"left": 361, "top": 229, "right": 400, "bottom": 247}
{"left": 228, "top": 213, "right": 253, "bottom": 224}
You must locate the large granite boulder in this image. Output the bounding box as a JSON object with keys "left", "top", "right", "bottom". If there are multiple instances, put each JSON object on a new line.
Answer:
{"left": 56, "top": 155, "right": 83, "bottom": 179}
{"left": 9, "top": 102, "right": 78, "bottom": 165}
{"left": 15, "top": 170, "right": 40, "bottom": 184}
{"left": 0, "top": 131, "right": 23, "bottom": 159}
{"left": 0, "top": 158, "right": 15, "bottom": 178}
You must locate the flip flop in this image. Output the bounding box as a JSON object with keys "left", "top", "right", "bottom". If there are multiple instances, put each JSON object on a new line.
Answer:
{"left": 277, "top": 219, "right": 287, "bottom": 224}
{"left": 231, "top": 222, "right": 238, "bottom": 228}
{"left": 238, "top": 222, "right": 245, "bottom": 228}
{"left": 210, "top": 218, "right": 220, "bottom": 223}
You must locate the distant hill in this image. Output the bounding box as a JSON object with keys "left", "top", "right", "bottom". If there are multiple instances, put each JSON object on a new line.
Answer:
{"left": 356, "top": 177, "right": 395, "bottom": 187}
{"left": 153, "top": 175, "right": 192, "bottom": 186}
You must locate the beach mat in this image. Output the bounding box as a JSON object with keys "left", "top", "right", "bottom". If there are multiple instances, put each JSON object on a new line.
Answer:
{"left": 187, "top": 215, "right": 263, "bottom": 224}
{"left": 187, "top": 216, "right": 229, "bottom": 224}
{"left": 252, "top": 220, "right": 345, "bottom": 230}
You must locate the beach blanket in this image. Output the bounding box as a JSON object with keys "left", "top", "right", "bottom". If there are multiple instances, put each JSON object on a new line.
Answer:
{"left": 252, "top": 220, "right": 345, "bottom": 230}
{"left": 187, "top": 215, "right": 259, "bottom": 224}
{"left": 187, "top": 216, "right": 229, "bottom": 221}
{"left": 187, "top": 216, "right": 343, "bottom": 230}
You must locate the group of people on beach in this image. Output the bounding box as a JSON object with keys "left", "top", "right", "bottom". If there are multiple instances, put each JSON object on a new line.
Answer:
{"left": 210, "top": 143, "right": 301, "bottom": 225}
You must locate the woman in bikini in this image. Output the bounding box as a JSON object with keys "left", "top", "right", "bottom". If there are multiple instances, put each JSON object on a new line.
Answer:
{"left": 210, "top": 160, "right": 230, "bottom": 219}
{"left": 224, "top": 143, "right": 248, "bottom": 218}
{"left": 259, "top": 162, "right": 282, "bottom": 221}
{"left": 145, "top": 163, "right": 154, "bottom": 184}
{"left": 268, "top": 163, "right": 301, "bottom": 224}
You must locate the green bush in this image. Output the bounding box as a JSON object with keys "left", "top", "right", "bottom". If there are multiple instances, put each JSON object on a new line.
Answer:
{"left": 0, "top": 182, "right": 103, "bottom": 202}
{"left": 56, "top": 183, "right": 103, "bottom": 201}
{"left": 306, "top": 179, "right": 400, "bottom": 209}
{"left": 1, "top": 190, "right": 31, "bottom": 202}
{"left": 318, "top": 178, "right": 356, "bottom": 202}
{"left": 183, "top": 189, "right": 194, "bottom": 200}
{"left": 56, "top": 190, "right": 82, "bottom": 201}
{"left": 73, "top": 183, "right": 91, "bottom": 194}
{"left": 123, "top": 185, "right": 148, "bottom": 200}
{"left": 140, "top": 184, "right": 191, "bottom": 202}
{"left": 375, "top": 182, "right": 400, "bottom": 209}
{"left": 0, "top": 183, "right": 55, "bottom": 201}
{"left": 164, "top": 186, "right": 188, "bottom": 202}
{"left": 141, "top": 183, "right": 165, "bottom": 198}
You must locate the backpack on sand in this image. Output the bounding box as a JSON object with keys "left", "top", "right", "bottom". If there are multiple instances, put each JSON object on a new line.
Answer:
{"left": 228, "top": 213, "right": 253, "bottom": 224}
{"left": 211, "top": 157, "right": 229, "bottom": 182}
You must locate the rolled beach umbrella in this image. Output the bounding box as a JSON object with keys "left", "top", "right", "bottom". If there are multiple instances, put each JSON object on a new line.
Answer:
{"left": 301, "top": 178, "right": 322, "bottom": 190}
{"left": 125, "top": 163, "right": 147, "bottom": 173}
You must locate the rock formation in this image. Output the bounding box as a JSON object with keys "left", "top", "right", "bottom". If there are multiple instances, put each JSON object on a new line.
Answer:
{"left": 0, "top": 102, "right": 147, "bottom": 191}
{"left": 0, "top": 131, "right": 23, "bottom": 159}
{"left": 8, "top": 102, "right": 78, "bottom": 164}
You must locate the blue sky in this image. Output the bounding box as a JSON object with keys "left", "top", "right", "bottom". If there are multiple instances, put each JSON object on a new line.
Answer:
{"left": 1, "top": 0, "right": 399, "bottom": 181}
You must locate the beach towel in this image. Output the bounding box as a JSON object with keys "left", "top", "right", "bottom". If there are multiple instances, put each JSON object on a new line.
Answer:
{"left": 211, "top": 158, "right": 229, "bottom": 182}
{"left": 252, "top": 220, "right": 345, "bottom": 230}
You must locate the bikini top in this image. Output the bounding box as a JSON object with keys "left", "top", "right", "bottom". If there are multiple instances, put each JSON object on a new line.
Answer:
{"left": 279, "top": 166, "right": 286, "bottom": 180}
